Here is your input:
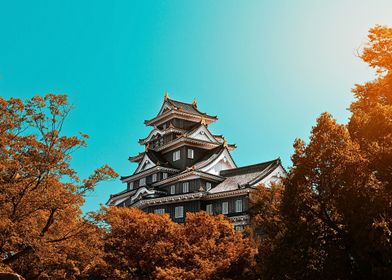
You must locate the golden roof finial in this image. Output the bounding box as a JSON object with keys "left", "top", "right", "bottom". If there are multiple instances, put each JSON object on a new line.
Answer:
{"left": 164, "top": 91, "right": 170, "bottom": 101}
{"left": 200, "top": 116, "right": 207, "bottom": 125}
{"left": 192, "top": 98, "right": 197, "bottom": 107}
{"left": 222, "top": 136, "right": 228, "bottom": 147}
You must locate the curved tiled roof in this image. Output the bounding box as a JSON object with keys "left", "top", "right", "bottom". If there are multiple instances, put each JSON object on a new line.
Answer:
{"left": 138, "top": 126, "right": 186, "bottom": 144}
{"left": 208, "top": 159, "right": 282, "bottom": 194}
{"left": 220, "top": 159, "right": 281, "bottom": 177}
{"left": 167, "top": 99, "right": 207, "bottom": 116}
{"left": 144, "top": 98, "right": 218, "bottom": 126}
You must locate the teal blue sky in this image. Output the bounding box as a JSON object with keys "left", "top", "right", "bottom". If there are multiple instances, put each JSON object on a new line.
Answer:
{"left": 1, "top": 1, "right": 391, "bottom": 212}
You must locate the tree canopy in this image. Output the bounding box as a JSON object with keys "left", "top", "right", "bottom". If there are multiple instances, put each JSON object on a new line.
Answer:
{"left": 95, "top": 207, "right": 257, "bottom": 280}
{"left": 0, "top": 94, "right": 117, "bottom": 279}
{"left": 250, "top": 25, "right": 392, "bottom": 279}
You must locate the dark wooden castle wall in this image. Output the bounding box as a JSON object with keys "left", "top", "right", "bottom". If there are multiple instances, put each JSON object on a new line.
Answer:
{"left": 201, "top": 195, "right": 249, "bottom": 216}
{"left": 157, "top": 178, "right": 218, "bottom": 195}
{"left": 146, "top": 200, "right": 201, "bottom": 223}
{"left": 161, "top": 146, "right": 212, "bottom": 170}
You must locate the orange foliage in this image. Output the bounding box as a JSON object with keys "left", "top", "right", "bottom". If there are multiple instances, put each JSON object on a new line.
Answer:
{"left": 0, "top": 94, "right": 118, "bottom": 279}
{"left": 350, "top": 25, "right": 392, "bottom": 191}
{"left": 250, "top": 26, "right": 392, "bottom": 279}
{"left": 96, "top": 207, "right": 257, "bottom": 280}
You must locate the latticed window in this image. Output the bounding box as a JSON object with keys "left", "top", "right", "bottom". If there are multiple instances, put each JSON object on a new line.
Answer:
{"left": 170, "top": 185, "right": 175, "bottom": 195}
{"left": 235, "top": 225, "right": 244, "bottom": 231}
{"left": 152, "top": 173, "right": 157, "bottom": 182}
{"left": 206, "top": 182, "right": 212, "bottom": 191}
{"left": 128, "top": 181, "right": 133, "bottom": 190}
{"left": 139, "top": 178, "right": 146, "bottom": 186}
{"left": 183, "top": 182, "right": 189, "bottom": 193}
{"left": 162, "top": 173, "right": 168, "bottom": 179}
{"left": 154, "top": 208, "right": 165, "bottom": 214}
{"left": 175, "top": 206, "right": 184, "bottom": 218}
{"left": 222, "top": 202, "right": 229, "bottom": 214}
{"left": 235, "top": 199, "right": 243, "bottom": 213}
{"left": 206, "top": 204, "right": 213, "bottom": 214}
{"left": 187, "top": 148, "right": 194, "bottom": 159}
{"left": 173, "top": 150, "right": 180, "bottom": 161}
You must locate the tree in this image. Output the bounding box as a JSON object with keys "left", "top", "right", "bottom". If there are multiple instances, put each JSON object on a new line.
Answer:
{"left": 96, "top": 207, "right": 257, "bottom": 280}
{"left": 0, "top": 95, "right": 117, "bottom": 279}
{"left": 349, "top": 25, "right": 392, "bottom": 191}
{"left": 347, "top": 24, "right": 392, "bottom": 278}
{"left": 248, "top": 183, "right": 285, "bottom": 278}
{"left": 251, "top": 25, "right": 392, "bottom": 279}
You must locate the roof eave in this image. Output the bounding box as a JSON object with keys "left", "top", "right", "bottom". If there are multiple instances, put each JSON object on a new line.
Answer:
{"left": 128, "top": 153, "right": 144, "bottom": 162}
{"left": 144, "top": 111, "right": 218, "bottom": 126}
{"left": 121, "top": 166, "right": 180, "bottom": 182}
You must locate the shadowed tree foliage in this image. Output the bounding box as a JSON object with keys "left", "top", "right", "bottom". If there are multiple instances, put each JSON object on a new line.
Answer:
{"left": 95, "top": 207, "right": 257, "bottom": 280}
{"left": 251, "top": 25, "right": 392, "bottom": 280}
{"left": 0, "top": 94, "right": 118, "bottom": 279}
{"left": 248, "top": 183, "right": 285, "bottom": 277}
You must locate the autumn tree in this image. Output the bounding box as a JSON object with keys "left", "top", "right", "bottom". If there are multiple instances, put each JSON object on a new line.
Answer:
{"left": 248, "top": 183, "right": 285, "bottom": 277}
{"left": 349, "top": 25, "right": 392, "bottom": 192}
{"left": 251, "top": 26, "right": 392, "bottom": 280}
{"left": 0, "top": 94, "right": 117, "bottom": 279}
{"left": 96, "top": 207, "right": 257, "bottom": 280}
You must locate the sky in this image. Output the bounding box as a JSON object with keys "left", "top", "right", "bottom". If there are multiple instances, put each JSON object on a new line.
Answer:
{"left": 1, "top": 0, "right": 391, "bottom": 212}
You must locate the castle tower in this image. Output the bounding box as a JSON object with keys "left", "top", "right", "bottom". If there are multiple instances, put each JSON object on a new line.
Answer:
{"left": 108, "top": 94, "right": 286, "bottom": 229}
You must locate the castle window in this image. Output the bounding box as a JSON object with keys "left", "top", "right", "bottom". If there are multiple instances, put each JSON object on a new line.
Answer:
{"left": 139, "top": 178, "right": 146, "bottom": 186}
{"left": 206, "top": 204, "right": 213, "bottom": 214}
{"left": 182, "top": 182, "right": 189, "bottom": 193}
{"left": 222, "top": 202, "right": 229, "bottom": 214}
{"left": 175, "top": 206, "right": 184, "bottom": 218}
{"left": 128, "top": 181, "right": 133, "bottom": 190}
{"left": 152, "top": 173, "right": 157, "bottom": 182}
{"left": 235, "top": 199, "right": 243, "bottom": 213}
{"left": 154, "top": 208, "right": 165, "bottom": 214}
{"left": 216, "top": 204, "right": 222, "bottom": 214}
{"left": 206, "top": 182, "right": 212, "bottom": 191}
{"left": 162, "top": 172, "right": 168, "bottom": 179}
{"left": 170, "top": 185, "right": 175, "bottom": 195}
{"left": 173, "top": 150, "right": 180, "bottom": 161}
{"left": 187, "top": 148, "right": 194, "bottom": 159}
{"left": 235, "top": 225, "right": 244, "bottom": 231}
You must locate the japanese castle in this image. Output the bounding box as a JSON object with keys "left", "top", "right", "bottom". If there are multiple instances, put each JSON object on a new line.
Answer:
{"left": 107, "top": 93, "right": 286, "bottom": 229}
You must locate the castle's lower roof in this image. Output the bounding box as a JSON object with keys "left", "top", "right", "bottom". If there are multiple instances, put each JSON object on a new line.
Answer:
{"left": 208, "top": 159, "right": 282, "bottom": 194}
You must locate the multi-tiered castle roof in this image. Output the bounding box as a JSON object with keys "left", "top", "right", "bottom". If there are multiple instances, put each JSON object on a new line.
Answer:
{"left": 108, "top": 94, "right": 285, "bottom": 227}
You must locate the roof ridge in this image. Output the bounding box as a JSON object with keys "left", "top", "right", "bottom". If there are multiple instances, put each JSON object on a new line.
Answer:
{"left": 167, "top": 98, "right": 194, "bottom": 107}
{"left": 220, "top": 158, "right": 280, "bottom": 176}
{"left": 168, "top": 98, "right": 217, "bottom": 118}
{"left": 138, "top": 126, "right": 186, "bottom": 143}
{"left": 246, "top": 162, "right": 279, "bottom": 186}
